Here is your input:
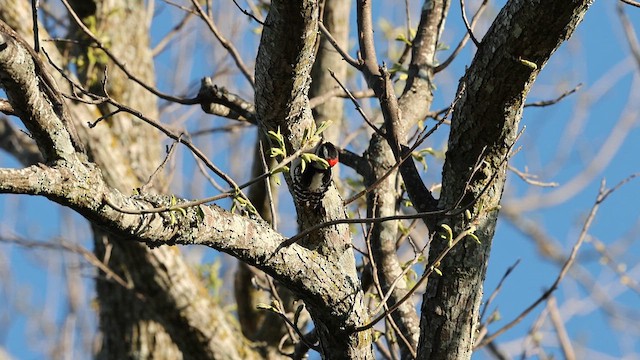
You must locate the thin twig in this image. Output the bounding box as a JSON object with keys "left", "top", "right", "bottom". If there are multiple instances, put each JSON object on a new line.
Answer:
{"left": 261, "top": 304, "right": 319, "bottom": 352}
{"left": 105, "top": 147, "right": 309, "bottom": 215}
{"left": 309, "top": 87, "right": 375, "bottom": 109}
{"left": 342, "top": 103, "right": 448, "bottom": 206}
{"left": 266, "top": 277, "right": 297, "bottom": 345}
{"left": 460, "top": 0, "right": 481, "bottom": 47}
{"left": 371, "top": 242, "right": 428, "bottom": 316}
{"left": 364, "top": 205, "right": 417, "bottom": 358}
{"left": 152, "top": 11, "right": 194, "bottom": 57}
{"left": 436, "top": 0, "right": 487, "bottom": 72}
{"left": 0, "top": 234, "right": 137, "bottom": 296}
{"left": 140, "top": 139, "right": 180, "bottom": 192}
{"left": 259, "top": 139, "right": 278, "bottom": 229}
{"left": 480, "top": 259, "right": 521, "bottom": 322}
{"left": 45, "top": 54, "right": 251, "bottom": 204}
{"left": 475, "top": 176, "right": 637, "bottom": 348}
{"left": 509, "top": 165, "right": 559, "bottom": 187}
{"left": 354, "top": 227, "right": 478, "bottom": 333}
{"left": 524, "top": 83, "right": 582, "bottom": 107}
{"left": 232, "top": 0, "right": 265, "bottom": 25}
{"left": 328, "top": 69, "right": 384, "bottom": 137}
{"left": 318, "top": 21, "right": 360, "bottom": 68}
{"left": 59, "top": 0, "right": 200, "bottom": 105}
{"left": 287, "top": 139, "right": 515, "bottom": 248}
{"left": 190, "top": 0, "right": 255, "bottom": 86}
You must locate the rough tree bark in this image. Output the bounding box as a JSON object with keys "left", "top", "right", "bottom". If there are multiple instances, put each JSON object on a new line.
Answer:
{"left": 255, "top": 1, "right": 373, "bottom": 357}
{"left": 418, "top": 1, "right": 593, "bottom": 359}
{"left": 0, "top": 1, "right": 259, "bottom": 359}
{"left": 0, "top": 0, "right": 600, "bottom": 359}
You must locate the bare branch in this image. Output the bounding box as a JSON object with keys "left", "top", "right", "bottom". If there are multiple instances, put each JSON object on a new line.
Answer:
{"left": 618, "top": 3, "right": 640, "bottom": 69}
{"left": 620, "top": 0, "right": 640, "bottom": 8}
{"left": 232, "top": 0, "right": 265, "bottom": 25}
{"left": 355, "top": 226, "right": 478, "bottom": 333}
{"left": 508, "top": 165, "right": 559, "bottom": 187}
{"left": 0, "top": 162, "right": 359, "bottom": 309}
{"left": 328, "top": 68, "right": 383, "bottom": 137}
{"left": 189, "top": 0, "right": 255, "bottom": 86}
{"left": 436, "top": 0, "right": 488, "bottom": 73}
{"left": 475, "top": 176, "right": 637, "bottom": 348}
{"left": 59, "top": 0, "right": 200, "bottom": 105}
{"left": 524, "top": 83, "right": 582, "bottom": 107}
{"left": 460, "top": 0, "right": 481, "bottom": 47}
{"left": 547, "top": 296, "right": 576, "bottom": 360}
{"left": 0, "top": 22, "right": 81, "bottom": 160}
{"left": 318, "top": 21, "right": 360, "bottom": 68}
{"left": 151, "top": 11, "right": 194, "bottom": 57}
{"left": 197, "top": 77, "right": 257, "bottom": 123}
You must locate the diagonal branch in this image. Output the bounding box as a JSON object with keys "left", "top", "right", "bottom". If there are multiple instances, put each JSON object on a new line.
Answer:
{"left": 0, "top": 22, "right": 81, "bottom": 161}
{"left": 0, "top": 161, "right": 359, "bottom": 313}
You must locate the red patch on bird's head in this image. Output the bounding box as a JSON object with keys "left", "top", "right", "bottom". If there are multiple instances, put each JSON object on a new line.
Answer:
{"left": 327, "top": 158, "right": 338, "bottom": 167}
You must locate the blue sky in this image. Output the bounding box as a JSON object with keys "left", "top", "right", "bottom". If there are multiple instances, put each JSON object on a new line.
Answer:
{"left": 1, "top": 1, "right": 639, "bottom": 359}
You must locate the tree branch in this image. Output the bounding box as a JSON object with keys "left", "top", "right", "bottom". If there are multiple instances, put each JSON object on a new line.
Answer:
{"left": 0, "top": 21, "right": 82, "bottom": 161}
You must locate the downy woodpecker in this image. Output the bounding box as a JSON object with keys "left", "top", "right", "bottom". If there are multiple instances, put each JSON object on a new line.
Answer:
{"left": 291, "top": 142, "right": 339, "bottom": 208}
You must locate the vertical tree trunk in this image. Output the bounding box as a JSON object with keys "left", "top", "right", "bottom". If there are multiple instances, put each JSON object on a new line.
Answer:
{"left": 417, "top": 1, "right": 593, "bottom": 359}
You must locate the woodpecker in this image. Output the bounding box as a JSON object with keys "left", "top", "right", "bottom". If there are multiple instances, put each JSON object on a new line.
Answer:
{"left": 291, "top": 142, "right": 339, "bottom": 208}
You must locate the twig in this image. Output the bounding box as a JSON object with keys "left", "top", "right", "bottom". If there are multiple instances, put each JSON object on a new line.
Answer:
{"left": 59, "top": 0, "right": 200, "bottom": 105}
{"left": 45, "top": 54, "right": 252, "bottom": 204}
{"left": 286, "top": 139, "right": 515, "bottom": 249}
{"left": 191, "top": 149, "right": 227, "bottom": 194}
{"left": 460, "top": 0, "right": 481, "bottom": 47}
{"left": 190, "top": 123, "right": 251, "bottom": 137}
{"left": 0, "top": 234, "right": 137, "bottom": 297}
{"left": 31, "top": 0, "right": 40, "bottom": 52}
{"left": 152, "top": 11, "right": 194, "bottom": 57}
{"left": 620, "top": 0, "right": 640, "bottom": 8}
{"left": 475, "top": 176, "right": 637, "bottom": 348}
{"left": 259, "top": 139, "right": 278, "bottom": 229}
{"left": 140, "top": 139, "right": 180, "bottom": 192}
{"left": 318, "top": 21, "right": 360, "bottom": 68}
{"left": 260, "top": 304, "right": 319, "bottom": 352}
{"left": 309, "top": 87, "right": 374, "bottom": 109}
{"left": 479, "top": 259, "right": 521, "bottom": 321}
{"left": 328, "top": 69, "right": 384, "bottom": 137}
{"left": 266, "top": 277, "right": 297, "bottom": 346}
{"left": 342, "top": 101, "right": 449, "bottom": 206}
{"left": 436, "top": 0, "right": 487, "bottom": 72}
{"left": 282, "top": 209, "right": 444, "bottom": 248}
{"left": 354, "top": 227, "right": 478, "bottom": 333}
{"left": 105, "top": 147, "right": 309, "bottom": 215}
{"left": 524, "top": 83, "right": 582, "bottom": 107}
{"left": 363, "top": 205, "right": 416, "bottom": 358}
{"left": 404, "top": 0, "right": 412, "bottom": 41}
{"left": 508, "top": 165, "right": 559, "bottom": 187}
{"left": 90, "top": 100, "right": 251, "bottom": 202}
{"left": 371, "top": 241, "right": 428, "bottom": 316}
{"left": 190, "top": 0, "right": 255, "bottom": 86}
{"left": 232, "top": 0, "right": 265, "bottom": 25}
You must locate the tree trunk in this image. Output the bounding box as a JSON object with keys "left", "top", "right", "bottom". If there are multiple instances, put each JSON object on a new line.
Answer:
{"left": 418, "top": 1, "right": 593, "bottom": 359}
